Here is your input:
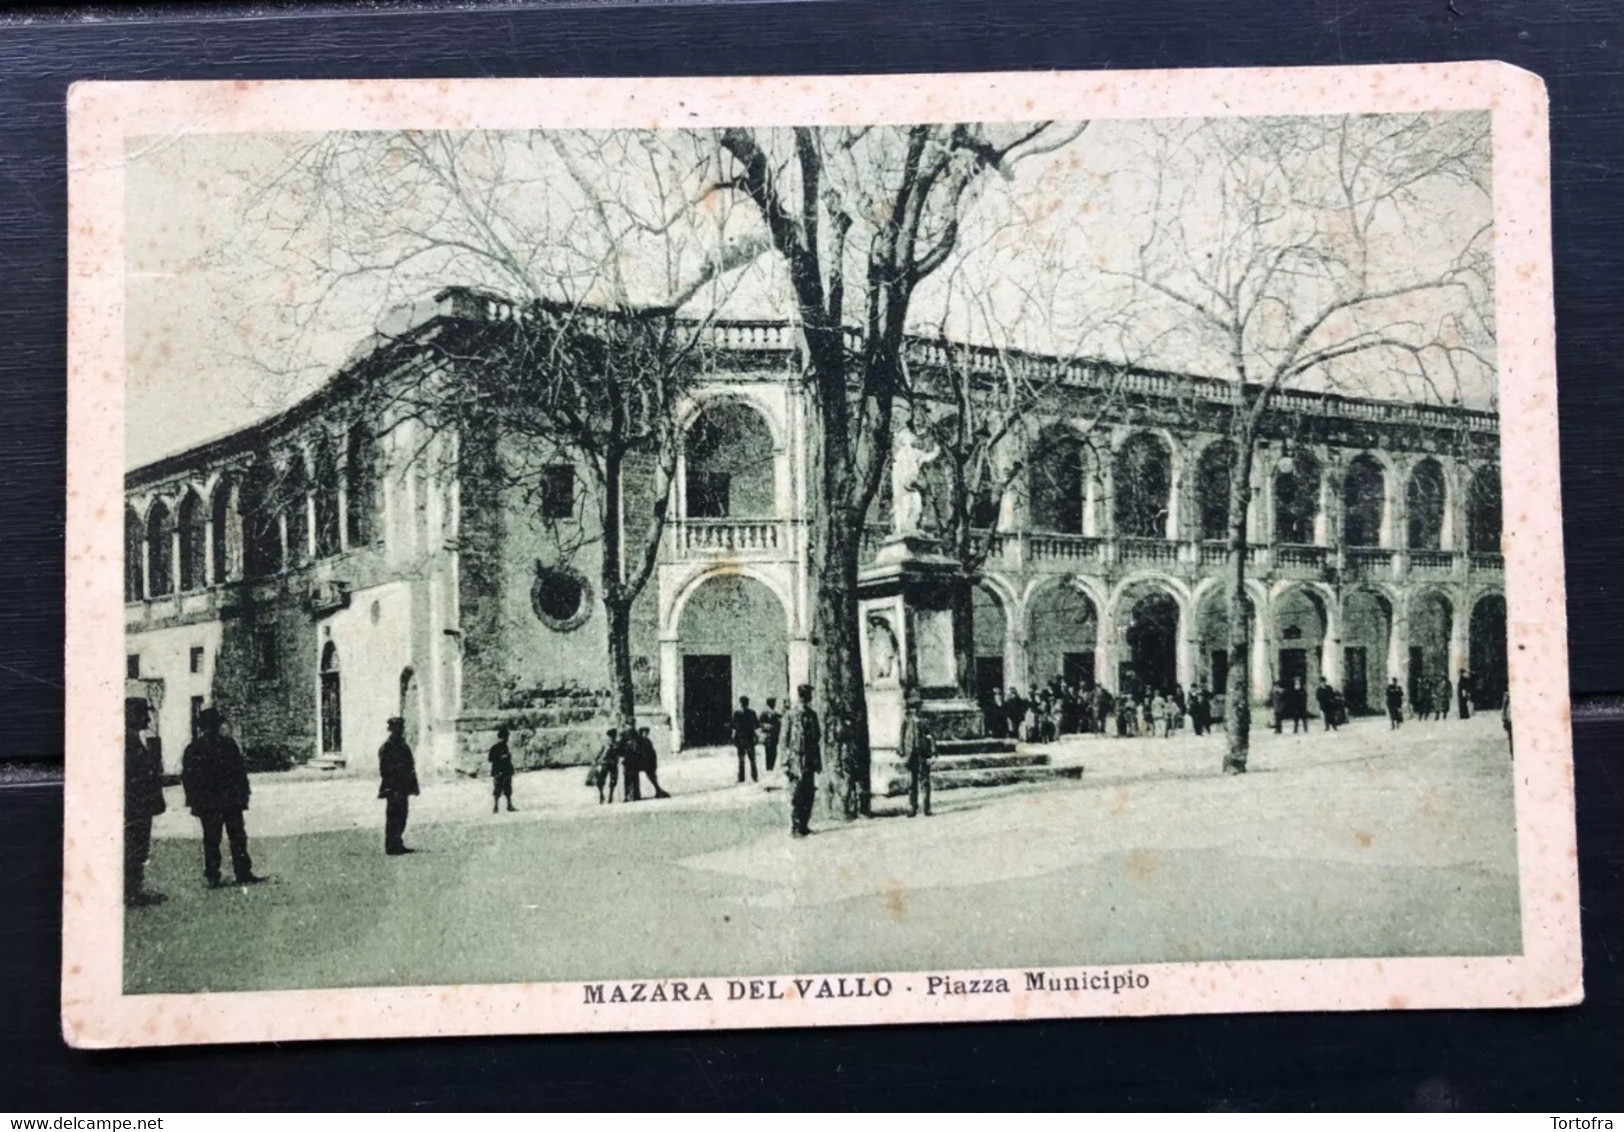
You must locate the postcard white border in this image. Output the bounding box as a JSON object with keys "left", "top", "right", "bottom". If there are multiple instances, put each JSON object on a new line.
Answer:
{"left": 63, "top": 62, "right": 1579, "bottom": 1048}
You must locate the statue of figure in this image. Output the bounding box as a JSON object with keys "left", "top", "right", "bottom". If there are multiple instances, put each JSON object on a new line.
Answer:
{"left": 891, "top": 424, "right": 940, "bottom": 535}
{"left": 867, "top": 615, "right": 899, "bottom": 682}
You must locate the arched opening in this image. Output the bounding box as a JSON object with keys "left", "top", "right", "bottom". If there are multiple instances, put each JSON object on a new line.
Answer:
{"left": 1271, "top": 586, "right": 1328, "bottom": 699}
{"left": 676, "top": 574, "right": 788, "bottom": 748}
{"left": 241, "top": 462, "right": 282, "bottom": 578}
{"left": 210, "top": 477, "right": 238, "bottom": 585}
{"left": 1468, "top": 467, "right": 1502, "bottom": 554}
{"left": 1273, "top": 449, "right": 1323, "bottom": 545}
{"left": 971, "top": 583, "right": 1009, "bottom": 699}
{"left": 177, "top": 489, "right": 207, "bottom": 591}
{"left": 1196, "top": 441, "right": 1235, "bottom": 542}
{"left": 145, "top": 500, "right": 174, "bottom": 598}
{"left": 1407, "top": 590, "right": 1453, "bottom": 710}
{"left": 1028, "top": 427, "right": 1088, "bottom": 535}
{"left": 1469, "top": 593, "right": 1508, "bottom": 709}
{"left": 1341, "top": 589, "right": 1393, "bottom": 713}
{"left": 123, "top": 506, "right": 145, "bottom": 602}
{"left": 1114, "top": 432, "right": 1173, "bottom": 539}
{"left": 282, "top": 454, "right": 311, "bottom": 566}
{"left": 312, "top": 436, "right": 342, "bottom": 558}
{"left": 1192, "top": 587, "right": 1254, "bottom": 715}
{"left": 319, "top": 641, "right": 342, "bottom": 755}
{"left": 683, "top": 401, "right": 775, "bottom": 519}
{"left": 1026, "top": 581, "right": 1099, "bottom": 691}
{"left": 1406, "top": 458, "right": 1447, "bottom": 551}
{"left": 1119, "top": 587, "right": 1180, "bottom": 699}
{"left": 1343, "top": 454, "right": 1387, "bottom": 548}
{"left": 344, "top": 423, "right": 377, "bottom": 548}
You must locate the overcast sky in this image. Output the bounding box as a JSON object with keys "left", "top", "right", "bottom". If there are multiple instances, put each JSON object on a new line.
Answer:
{"left": 125, "top": 114, "right": 1495, "bottom": 470}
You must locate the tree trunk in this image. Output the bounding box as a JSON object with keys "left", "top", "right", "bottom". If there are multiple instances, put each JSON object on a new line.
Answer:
{"left": 599, "top": 447, "right": 638, "bottom": 732}
{"left": 950, "top": 510, "right": 977, "bottom": 701}
{"left": 803, "top": 326, "right": 872, "bottom": 822}
{"left": 1223, "top": 429, "right": 1256, "bottom": 774}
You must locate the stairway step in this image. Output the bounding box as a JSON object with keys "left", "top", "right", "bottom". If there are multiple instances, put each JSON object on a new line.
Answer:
{"left": 880, "top": 763, "right": 1083, "bottom": 796}
{"left": 932, "top": 752, "right": 1052, "bottom": 770}
{"left": 934, "top": 738, "right": 1019, "bottom": 755}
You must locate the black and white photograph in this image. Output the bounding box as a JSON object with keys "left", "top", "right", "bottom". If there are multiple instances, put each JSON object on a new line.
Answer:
{"left": 62, "top": 64, "right": 1578, "bottom": 1046}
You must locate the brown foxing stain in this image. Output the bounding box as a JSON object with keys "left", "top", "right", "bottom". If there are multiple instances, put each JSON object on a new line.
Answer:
{"left": 1354, "top": 830, "right": 1374, "bottom": 849}
{"left": 1125, "top": 849, "right": 1161, "bottom": 881}
{"left": 884, "top": 887, "right": 907, "bottom": 922}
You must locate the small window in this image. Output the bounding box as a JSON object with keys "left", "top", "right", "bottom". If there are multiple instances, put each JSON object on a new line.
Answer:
{"left": 126, "top": 654, "right": 140, "bottom": 679}
{"left": 189, "top": 646, "right": 205, "bottom": 674}
{"left": 539, "top": 465, "right": 575, "bottom": 521}
{"left": 254, "top": 628, "right": 280, "bottom": 680}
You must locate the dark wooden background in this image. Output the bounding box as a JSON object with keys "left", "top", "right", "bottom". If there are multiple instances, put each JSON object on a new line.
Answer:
{"left": 0, "top": 0, "right": 1617, "bottom": 1110}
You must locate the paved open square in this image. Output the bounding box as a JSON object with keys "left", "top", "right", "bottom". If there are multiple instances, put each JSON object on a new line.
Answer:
{"left": 125, "top": 714, "right": 1519, "bottom": 994}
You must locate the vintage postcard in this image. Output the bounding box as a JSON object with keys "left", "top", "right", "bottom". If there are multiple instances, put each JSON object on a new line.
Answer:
{"left": 63, "top": 63, "right": 1579, "bottom": 1047}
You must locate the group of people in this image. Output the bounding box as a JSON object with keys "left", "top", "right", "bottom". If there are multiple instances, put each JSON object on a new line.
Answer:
{"left": 586, "top": 725, "right": 671, "bottom": 803}
{"left": 1264, "top": 677, "right": 1349, "bottom": 734}
{"left": 1380, "top": 669, "right": 1491, "bottom": 729}
{"left": 979, "top": 679, "right": 1220, "bottom": 743}
{"left": 728, "top": 696, "right": 783, "bottom": 784}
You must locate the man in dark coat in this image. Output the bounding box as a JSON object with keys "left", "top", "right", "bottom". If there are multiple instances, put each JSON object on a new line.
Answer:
{"left": 1457, "top": 669, "right": 1473, "bottom": 720}
{"left": 760, "top": 697, "right": 783, "bottom": 773}
{"left": 901, "top": 685, "right": 935, "bottom": 818}
{"left": 1315, "top": 678, "right": 1340, "bottom": 732}
{"left": 1004, "top": 687, "right": 1029, "bottom": 742}
{"left": 1268, "top": 680, "right": 1285, "bottom": 734}
{"left": 731, "top": 696, "right": 760, "bottom": 784}
{"left": 633, "top": 726, "right": 671, "bottom": 799}
{"left": 181, "top": 707, "right": 263, "bottom": 888}
{"left": 589, "top": 728, "right": 620, "bottom": 804}
{"left": 124, "top": 698, "right": 167, "bottom": 907}
{"left": 378, "top": 716, "right": 420, "bottom": 856}
{"left": 489, "top": 726, "right": 516, "bottom": 814}
{"left": 1288, "top": 677, "right": 1310, "bottom": 734}
{"left": 1385, "top": 678, "right": 1405, "bottom": 729}
{"left": 781, "top": 683, "right": 821, "bottom": 838}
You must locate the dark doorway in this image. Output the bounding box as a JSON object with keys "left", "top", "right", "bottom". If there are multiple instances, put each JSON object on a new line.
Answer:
{"left": 975, "top": 656, "right": 1005, "bottom": 700}
{"left": 1125, "top": 592, "right": 1179, "bottom": 695}
{"left": 1278, "top": 647, "right": 1309, "bottom": 692}
{"left": 1062, "top": 651, "right": 1096, "bottom": 687}
{"left": 683, "top": 654, "right": 733, "bottom": 747}
{"left": 320, "top": 642, "right": 342, "bottom": 754}
{"left": 1344, "top": 646, "right": 1370, "bottom": 713}
{"left": 1470, "top": 595, "right": 1508, "bottom": 709}
{"left": 1209, "top": 650, "right": 1229, "bottom": 697}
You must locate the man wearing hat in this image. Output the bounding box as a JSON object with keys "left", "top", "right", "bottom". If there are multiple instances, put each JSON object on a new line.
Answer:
{"left": 378, "top": 716, "right": 421, "bottom": 855}
{"left": 180, "top": 706, "right": 264, "bottom": 888}
{"left": 124, "top": 697, "right": 167, "bottom": 906}
{"left": 780, "top": 683, "right": 822, "bottom": 838}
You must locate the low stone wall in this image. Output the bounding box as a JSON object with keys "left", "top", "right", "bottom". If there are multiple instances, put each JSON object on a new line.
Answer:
{"left": 453, "top": 706, "right": 673, "bottom": 776}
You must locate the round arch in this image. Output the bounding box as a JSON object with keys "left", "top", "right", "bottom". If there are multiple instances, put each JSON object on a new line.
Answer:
{"left": 1468, "top": 590, "right": 1508, "bottom": 709}
{"left": 1342, "top": 452, "right": 1389, "bottom": 548}
{"left": 1192, "top": 437, "right": 1237, "bottom": 542}
{"left": 1340, "top": 586, "right": 1397, "bottom": 713}
{"left": 1268, "top": 581, "right": 1333, "bottom": 698}
{"left": 1110, "top": 574, "right": 1190, "bottom": 699}
{"left": 1406, "top": 457, "right": 1450, "bottom": 551}
{"left": 123, "top": 505, "right": 145, "bottom": 603}
{"left": 1467, "top": 466, "right": 1503, "bottom": 554}
{"left": 676, "top": 388, "right": 787, "bottom": 450}
{"left": 1113, "top": 429, "right": 1176, "bottom": 539}
{"left": 681, "top": 397, "right": 779, "bottom": 520}
{"left": 1025, "top": 577, "right": 1102, "bottom": 691}
{"left": 674, "top": 571, "right": 791, "bottom": 749}
{"left": 665, "top": 563, "right": 795, "bottom": 640}
{"left": 1405, "top": 586, "right": 1456, "bottom": 710}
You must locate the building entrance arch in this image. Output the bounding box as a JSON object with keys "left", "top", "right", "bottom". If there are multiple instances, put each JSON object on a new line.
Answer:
{"left": 1119, "top": 585, "right": 1181, "bottom": 699}
{"left": 1341, "top": 589, "right": 1394, "bottom": 714}
{"left": 676, "top": 572, "right": 790, "bottom": 748}
{"left": 1026, "top": 579, "right": 1100, "bottom": 692}
{"left": 1469, "top": 593, "right": 1508, "bottom": 709}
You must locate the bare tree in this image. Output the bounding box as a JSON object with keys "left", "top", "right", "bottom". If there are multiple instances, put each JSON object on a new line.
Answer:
{"left": 228, "top": 129, "right": 769, "bottom": 731}
{"left": 1103, "top": 113, "right": 1494, "bottom": 773}
{"left": 713, "top": 123, "right": 1085, "bottom": 820}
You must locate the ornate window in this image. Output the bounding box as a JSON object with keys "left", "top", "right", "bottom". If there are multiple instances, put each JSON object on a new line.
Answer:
{"left": 531, "top": 563, "right": 592, "bottom": 631}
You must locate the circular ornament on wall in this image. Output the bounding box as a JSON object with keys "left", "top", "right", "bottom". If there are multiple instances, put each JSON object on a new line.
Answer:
{"left": 531, "top": 561, "right": 593, "bottom": 631}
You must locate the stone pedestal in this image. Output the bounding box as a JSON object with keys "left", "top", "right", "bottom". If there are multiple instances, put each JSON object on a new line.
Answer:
{"left": 857, "top": 534, "right": 985, "bottom": 786}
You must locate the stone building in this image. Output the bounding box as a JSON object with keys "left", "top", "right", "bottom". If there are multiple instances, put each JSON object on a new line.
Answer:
{"left": 124, "top": 287, "right": 1506, "bottom": 777}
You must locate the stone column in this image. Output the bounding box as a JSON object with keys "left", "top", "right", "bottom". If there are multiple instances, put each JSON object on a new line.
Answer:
{"left": 170, "top": 526, "right": 182, "bottom": 594}
{"left": 1095, "top": 601, "right": 1118, "bottom": 693}
{"left": 1387, "top": 607, "right": 1410, "bottom": 701}
{"left": 1250, "top": 589, "right": 1273, "bottom": 702}
{"left": 1321, "top": 597, "right": 1343, "bottom": 688}
{"left": 203, "top": 516, "right": 215, "bottom": 588}
{"left": 658, "top": 637, "right": 680, "bottom": 753}
{"left": 1449, "top": 594, "right": 1470, "bottom": 687}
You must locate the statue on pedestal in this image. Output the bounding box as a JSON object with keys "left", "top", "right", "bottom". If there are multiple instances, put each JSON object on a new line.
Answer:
{"left": 891, "top": 423, "right": 940, "bottom": 536}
